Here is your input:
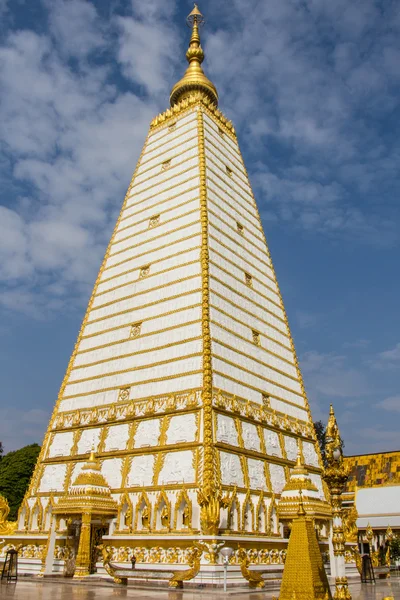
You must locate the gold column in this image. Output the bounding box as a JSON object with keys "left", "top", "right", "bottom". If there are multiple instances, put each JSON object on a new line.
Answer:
{"left": 323, "top": 405, "right": 351, "bottom": 600}
{"left": 74, "top": 512, "right": 91, "bottom": 578}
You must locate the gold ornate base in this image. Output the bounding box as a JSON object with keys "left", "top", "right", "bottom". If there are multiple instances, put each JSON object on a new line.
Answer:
{"left": 334, "top": 577, "right": 351, "bottom": 600}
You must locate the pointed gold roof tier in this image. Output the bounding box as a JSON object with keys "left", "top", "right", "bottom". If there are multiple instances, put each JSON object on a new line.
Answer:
{"left": 54, "top": 451, "right": 118, "bottom": 517}
{"left": 277, "top": 454, "right": 332, "bottom": 522}
{"left": 170, "top": 5, "right": 218, "bottom": 107}
{"left": 279, "top": 495, "right": 333, "bottom": 600}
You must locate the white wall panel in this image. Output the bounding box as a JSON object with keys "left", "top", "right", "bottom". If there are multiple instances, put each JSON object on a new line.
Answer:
{"left": 104, "top": 424, "right": 130, "bottom": 452}
{"left": 134, "top": 419, "right": 161, "bottom": 447}
{"left": 135, "top": 141, "right": 198, "bottom": 184}
{"left": 241, "top": 422, "right": 261, "bottom": 452}
{"left": 64, "top": 355, "right": 203, "bottom": 398}
{"left": 77, "top": 428, "right": 102, "bottom": 455}
{"left": 264, "top": 430, "right": 282, "bottom": 458}
{"left": 210, "top": 279, "right": 287, "bottom": 335}
{"left": 209, "top": 222, "right": 269, "bottom": 270}
{"left": 166, "top": 413, "right": 197, "bottom": 444}
{"left": 48, "top": 432, "right": 74, "bottom": 458}
{"left": 127, "top": 455, "right": 155, "bottom": 487}
{"left": 92, "top": 262, "right": 200, "bottom": 309}
{"left": 79, "top": 305, "right": 202, "bottom": 353}
{"left": 159, "top": 450, "right": 195, "bottom": 484}
{"left": 88, "top": 275, "right": 202, "bottom": 321}
{"left": 106, "top": 223, "right": 201, "bottom": 269}
{"left": 127, "top": 164, "right": 199, "bottom": 208}
{"left": 110, "top": 211, "right": 199, "bottom": 257}
{"left": 146, "top": 111, "right": 198, "bottom": 151}
{"left": 72, "top": 329, "right": 202, "bottom": 373}
{"left": 211, "top": 332, "right": 298, "bottom": 382}
{"left": 115, "top": 195, "right": 199, "bottom": 241}
{"left": 208, "top": 203, "right": 267, "bottom": 257}
{"left": 203, "top": 113, "right": 240, "bottom": 156}
{"left": 269, "top": 463, "right": 286, "bottom": 494}
{"left": 39, "top": 464, "right": 67, "bottom": 493}
{"left": 210, "top": 308, "right": 293, "bottom": 364}
{"left": 126, "top": 174, "right": 200, "bottom": 210}
{"left": 283, "top": 435, "right": 298, "bottom": 461}
{"left": 248, "top": 458, "right": 268, "bottom": 491}
{"left": 101, "top": 235, "right": 201, "bottom": 283}
{"left": 269, "top": 397, "right": 308, "bottom": 420}
{"left": 220, "top": 451, "right": 244, "bottom": 487}
{"left": 59, "top": 372, "right": 203, "bottom": 412}
{"left": 82, "top": 293, "right": 201, "bottom": 341}
{"left": 210, "top": 294, "right": 290, "bottom": 349}
{"left": 216, "top": 414, "right": 238, "bottom": 446}
{"left": 101, "top": 458, "right": 123, "bottom": 489}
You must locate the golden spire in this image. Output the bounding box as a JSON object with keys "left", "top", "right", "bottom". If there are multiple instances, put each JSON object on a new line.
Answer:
{"left": 170, "top": 4, "right": 218, "bottom": 107}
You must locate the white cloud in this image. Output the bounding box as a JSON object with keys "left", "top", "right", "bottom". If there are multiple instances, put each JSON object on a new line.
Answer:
{"left": 376, "top": 395, "right": 400, "bottom": 414}
{"left": 370, "top": 343, "right": 400, "bottom": 370}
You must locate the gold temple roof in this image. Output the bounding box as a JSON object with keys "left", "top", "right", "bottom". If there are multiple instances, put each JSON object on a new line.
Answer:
{"left": 170, "top": 4, "right": 218, "bottom": 107}
{"left": 277, "top": 454, "right": 332, "bottom": 521}
{"left": 344, "top": 450, "right": 400, "bottom": 492}
{"left": 54, "top": 451, "right": 118, "bottom": 517}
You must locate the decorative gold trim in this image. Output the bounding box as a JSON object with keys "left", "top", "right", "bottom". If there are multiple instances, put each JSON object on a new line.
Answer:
{"left": 97, "top": 258, "right": 199, "bottom": 300}
{"left": 87, "top": 286, "right": 202, "bottom": 328}
{"left": 66, "top": 351, "right": 203, "bottom": 386}
{"left": 118, "top": 183, "right": 199, "bottom": 225}
{"left": 146, "top": 111, "right": 198, "bottom": 147}
{"left": 112, "top": 208, "right": 199, "bottom": 250}
{"left": 90, "top": 273, "right": 199, "bottom": 313}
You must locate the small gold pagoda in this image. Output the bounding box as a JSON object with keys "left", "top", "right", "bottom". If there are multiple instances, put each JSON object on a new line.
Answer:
{"left": 278, "top": 453, "right": 332, "bottom": 528}
{"left": 279, "top": 493, "right": 333, "bottom": 600}
{"left": 53, "top": 451, "right": 117, "bottom": 577}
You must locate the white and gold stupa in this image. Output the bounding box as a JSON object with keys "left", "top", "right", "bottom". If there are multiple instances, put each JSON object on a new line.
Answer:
{"left": 5, "top": 5, "right": 330, "bottom": 581}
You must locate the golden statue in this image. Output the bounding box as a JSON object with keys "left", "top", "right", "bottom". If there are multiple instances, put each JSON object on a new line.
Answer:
{"left": 342, "top": 506, "right": 358, "bottom": 543}
{"left": 141, "top": 506, "right": 150, "bottom": 528}
{"left": 160, "top": 506, "right": 169, "bottom": 528}
{"left": 182, "top": 505, "right": 190, "bottom": 527}
{"left": 124, "top": 507, "right": 132, "bottom": 529}
{"left": 0, "top": 495, "right": 17, "bottom": 534}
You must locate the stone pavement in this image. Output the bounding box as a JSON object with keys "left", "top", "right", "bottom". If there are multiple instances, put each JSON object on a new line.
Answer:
{"left": 0, "top": 578, "right": 399, "bottom": 599}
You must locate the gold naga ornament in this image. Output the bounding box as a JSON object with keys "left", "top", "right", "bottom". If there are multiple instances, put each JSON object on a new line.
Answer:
{"left": 0, "top": 495, "right": 17, "bottom": 535}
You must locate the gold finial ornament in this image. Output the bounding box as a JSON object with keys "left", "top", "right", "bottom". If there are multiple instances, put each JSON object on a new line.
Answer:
{"left": 170, "top": 4, "right": 218, "bottom": 107}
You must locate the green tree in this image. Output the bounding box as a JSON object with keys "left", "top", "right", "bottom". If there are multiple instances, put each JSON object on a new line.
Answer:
{"left": 0, "top": 444, "right": 41, "bottom": 520}
{"left": 390, "top": 536, "right": 400, "bottom": 561}
{"left": 314, "top": 420, "right": 327, "bottom": 466}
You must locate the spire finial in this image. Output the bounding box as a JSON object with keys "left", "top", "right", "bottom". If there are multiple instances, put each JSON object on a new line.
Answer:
{"left": 170, "top": 4, "right": 218, "bottom": 107}
{"left": 297, "top": 490, "right": 306, "bottom": 517}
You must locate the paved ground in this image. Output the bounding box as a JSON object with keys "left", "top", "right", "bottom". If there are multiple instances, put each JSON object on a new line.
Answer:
{"left": 0, "top": 578, "right": 399, "bottom": 599}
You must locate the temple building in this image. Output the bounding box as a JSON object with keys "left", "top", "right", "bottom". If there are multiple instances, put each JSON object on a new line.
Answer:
{"left": 343, "top": 450, "right": 400, "bottom": 555}
{"left": 2, "top": 5, "right": 333, "bottom": 583}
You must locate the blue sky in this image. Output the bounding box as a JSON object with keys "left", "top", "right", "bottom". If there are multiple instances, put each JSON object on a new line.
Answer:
{"left": 0, "top": 0, "right": 399, "bottom": 454}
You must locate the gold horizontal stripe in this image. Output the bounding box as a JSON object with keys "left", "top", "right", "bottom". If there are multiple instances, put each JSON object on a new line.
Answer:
{"left": 108, "top": 219, "right": 200, "bottom": 260}
{"left": 211, "top": 290, "right": 289, "bottom": 343}
{"left": 99, "top": 244, "right": 201, "bottom": 286}
{"left": 213, "top": 370, "right": 307, "bottom": 411}
{"left": 207, "top": 176, "right": 258, "bottom": 229}
{"left": 210, "top": 259, "right": 283, "bottom": 313}
{"left": 96, "top": 259, "right": 199, "bottom": 299}
{"left": 210, "top": 303, "right": 292, "bottom": 353}
{"left": 146, "top": 114, "right": 197, "bottom": 149}
{"left": 202, "top": 112, "right": 239, "bottom": 149}
{"left": 142, "top": 132, "right": 198, "bottom": 166}
{"left": 103, "top": 232, "right": 200, "bottom": 274}
{"left": 207, "top": 163, "right": 257, "bottom": 220}
{"left": 210, "top": 274, "right": 286, "bottom": 326}
{"left": 209, "top": 233, "right": 275, "bottom": 284}
{"left": 207, "top": 160, "right": 258, "bottom": 213}
{"left": 204, "top": 126, "right": 242, "bottom": 168}
{"left": 210, "top": 321, "right": 295, "bottom": 369}
{"left": 207, "top": 190, "right": 264, "bottom": 243}
{"left": 122, "top": 174, "right": 199, "bottom": 222}
{"left": 213, "top": 336, "right": 297, "bottom": 383}
{"left": 129, "top": 162, "right": 198, "bottom": 201}
{"left": 119, "top": 183, "right": 199, "bottom": 224}
{"left": 67, "top": 352, "right": 203, "bottom": 385}
{"left": 136, "top": 140, "right": 198, "bottom": 177}
{"left": 86, "top": 287, "right": 202, "bottom": 327}
{"left": 210, "top": 245, "right": 275, "bottom": 291}
{"left": 81, "top": 302, "right": 201, "bottom": 342}
{"left": 73, "top": 332, "right": 202, "bottom": 367}
{"left": 116, "top": 195, "right": 199, "bottom": 236}
{"left": 61, "top": 370, "right": 203, "bottom": 400}
{"left": 209, "top": 222, "right": 270, "bottom": 271}
{"left": 214, "top": 352, "right": 301, "bottom": 394}
{"left": 206, "top": 144, "right": 250, "bottom": 190}
{"left": 90, "top": 273, "right": 200, "bottom": 313}
{"left": 113, "top": 207, "right": 199, "bottom": 248}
